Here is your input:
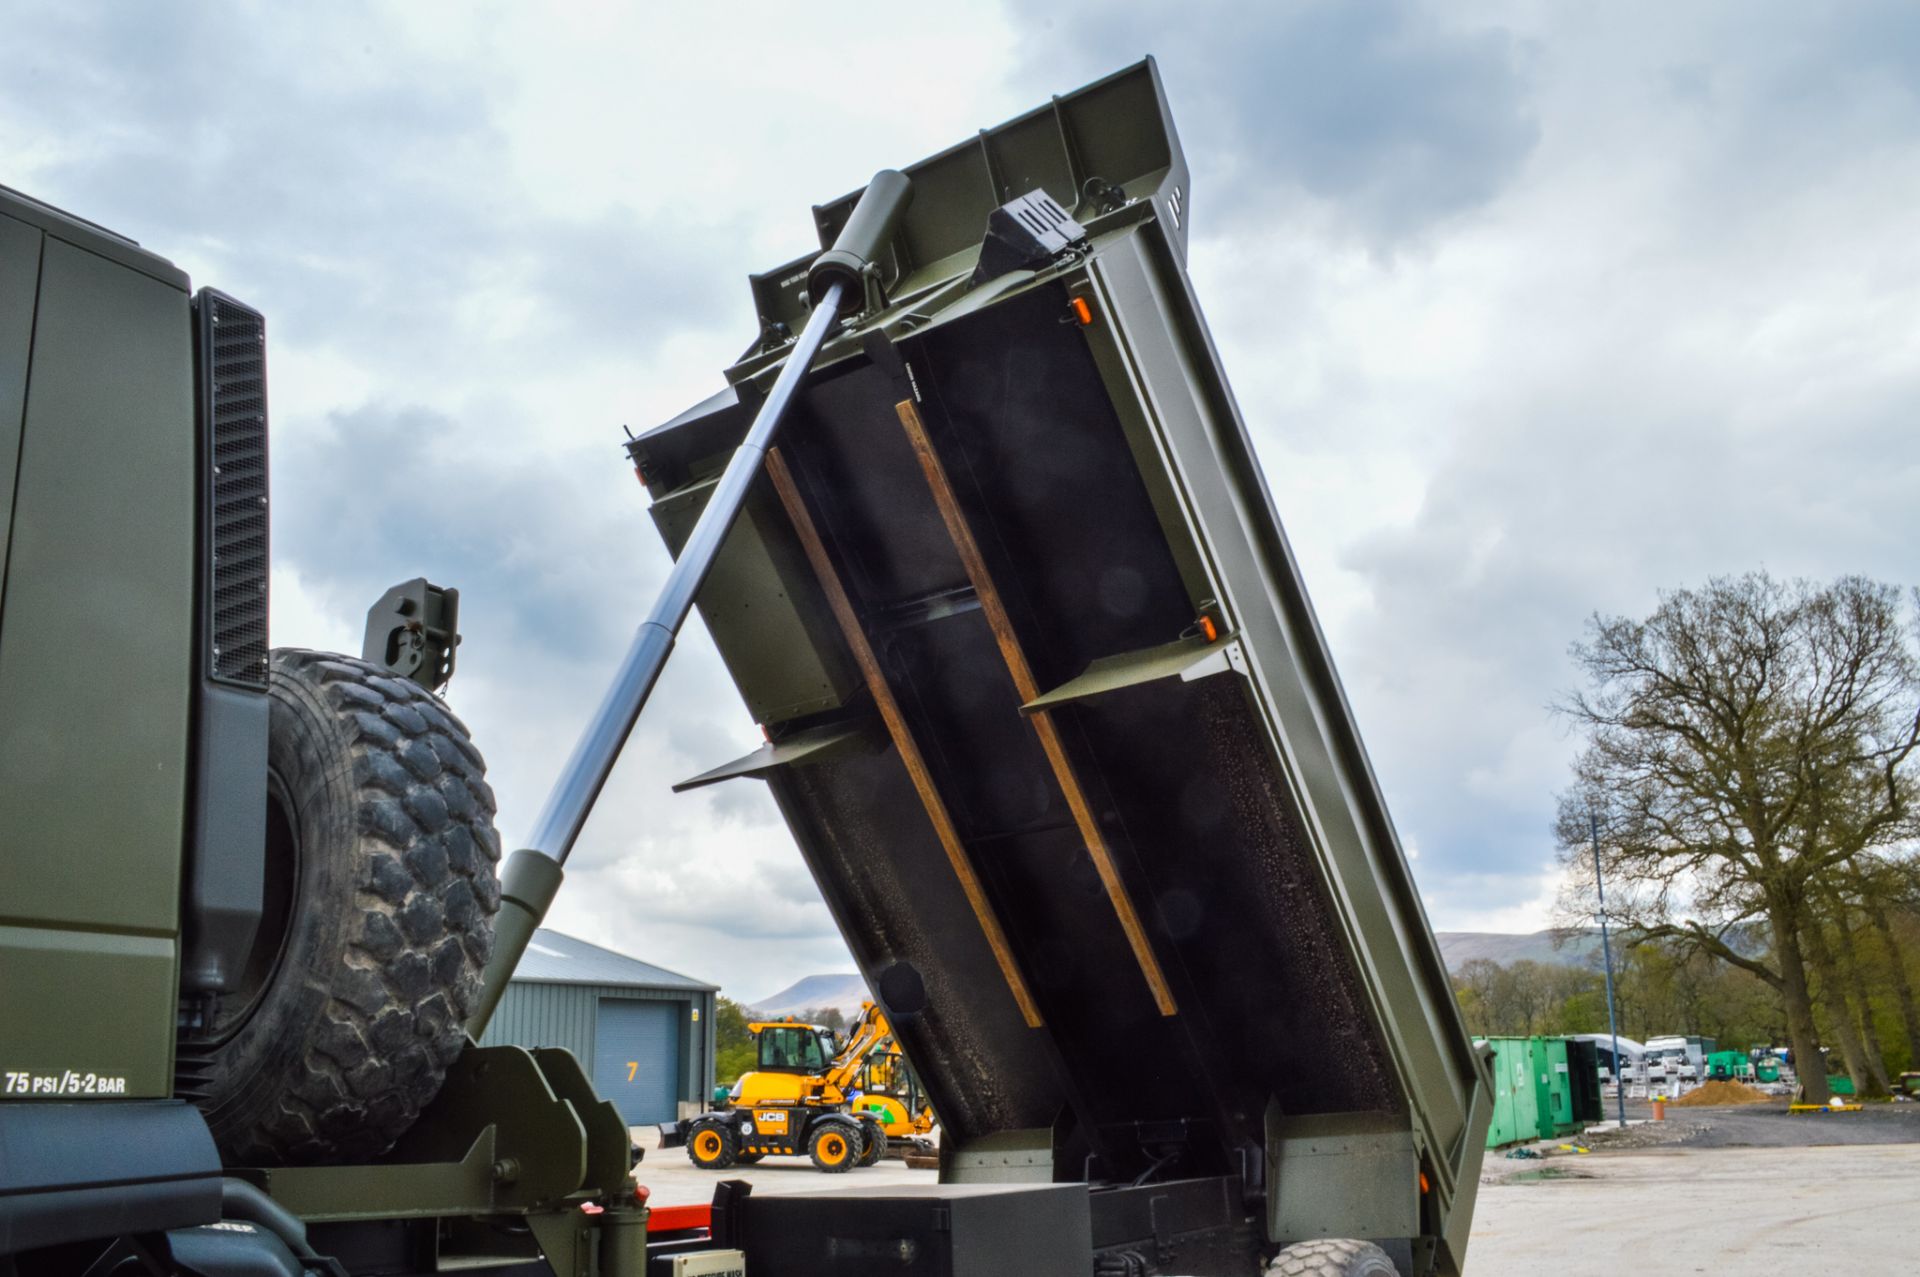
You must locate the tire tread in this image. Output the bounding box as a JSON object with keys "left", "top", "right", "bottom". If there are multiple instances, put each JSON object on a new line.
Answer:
{"left": 1265, "top": 1239, "right": 1400, "bottom": 1277}
{"left": 206, "top": 649, "right": 500, "bottom": 1165}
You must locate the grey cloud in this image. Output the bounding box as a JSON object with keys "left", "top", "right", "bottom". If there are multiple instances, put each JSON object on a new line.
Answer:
{"left": 1024, "top": 0, "right": 1539, "bottom": 246}
{"left": 1747, "top": 3, "right": 1920, "bottom": 131}
{"left": 1333, "top": 324, "right": 1920, "bottom": 899}
{"left": 661, "top": 720, "right": 786, "bottom": 828}
{"left": 569, "top": 855, "right": 841, "bottom": 945}
{"left": 0, "top": 2, "right": 741, "bottom": 366}
{"left": 3, "top": 8, "right": 497, "bottom": 297}
{"left": 272, "top": 402, "right": 654, "bottom": 662}
{"left": 533, "top": 206, "right": 758, "bottom": 356}
{"left": 709, "top": 782, "right": 785, "bottom": 829}
{"left": 26, "top": 0, "right": 1920, "bottom": 972}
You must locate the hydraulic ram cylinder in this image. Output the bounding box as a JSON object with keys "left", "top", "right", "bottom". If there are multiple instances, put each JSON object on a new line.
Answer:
{"left": 469, "top": 171, "right": 911, "bottom": 1037}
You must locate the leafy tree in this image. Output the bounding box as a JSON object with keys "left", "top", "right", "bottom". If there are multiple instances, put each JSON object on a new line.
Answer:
{"left": 714, "top": 997, "right": 757, "bottom": 1087}
{"left": 1450, "top": 958, "right": 1603, "bottom": 1037}
{"left": 1451, "top": 944, "right": 1786, "bottom": 1049}
{"left": 1554, "top": 573, "right": 1920, "bottom": 1100}
{"left": 712, "top": 1001, "right": 861, "bottom": 1090}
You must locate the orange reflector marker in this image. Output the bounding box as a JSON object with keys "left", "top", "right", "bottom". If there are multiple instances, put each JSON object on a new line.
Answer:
{"left": 1070, "top": 296, "right": 1094, "bottom": 326}
{"left": 1197, "top": 615, "right": 1218, "bottom": 643}
{"left": 1419, "top": 1172, "right": 1431, "bottom": 1194}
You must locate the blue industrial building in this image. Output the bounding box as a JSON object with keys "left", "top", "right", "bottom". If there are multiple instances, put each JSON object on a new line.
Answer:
{"left": 477, "top": 928, "right": 717, "bottom": 1126}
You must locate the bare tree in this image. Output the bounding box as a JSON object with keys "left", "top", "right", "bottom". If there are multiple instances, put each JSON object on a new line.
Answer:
{"left": 1452, "top": 959, "right": 1504, "bottom": 1037}
{"left": 1554, "top": 573, "right": 1920, "bottom": 1102}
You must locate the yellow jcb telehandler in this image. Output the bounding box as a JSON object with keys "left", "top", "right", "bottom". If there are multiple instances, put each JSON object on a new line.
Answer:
{"left": 662, "top": 1001, "right": 933, "bottom": 1171}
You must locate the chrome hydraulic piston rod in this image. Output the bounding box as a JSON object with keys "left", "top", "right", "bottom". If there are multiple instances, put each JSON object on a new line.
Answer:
{"left": 469, "top": 170, "right": 912, "bottom": 1037}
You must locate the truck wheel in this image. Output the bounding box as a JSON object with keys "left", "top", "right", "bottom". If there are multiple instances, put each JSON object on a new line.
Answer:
{"left": 857, "top": 1126, "right": 888, "bottom": 1167}
{"left": 1266, "top": 1239, "right": 1399, "bottom": 1276}
{"left": 688, "top": 1122, "right": 739, "bottom": 1169}
{"left": 808, "top": 1123, "right": 858, "bottom": 1172}
{"left": 183, "top": 649, "right": 501, "bottom": 1165}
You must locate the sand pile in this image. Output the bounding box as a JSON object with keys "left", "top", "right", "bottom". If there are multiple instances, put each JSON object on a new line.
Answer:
{"left": 1672, "top": 1080, "right": 1773, "bottom": 1107}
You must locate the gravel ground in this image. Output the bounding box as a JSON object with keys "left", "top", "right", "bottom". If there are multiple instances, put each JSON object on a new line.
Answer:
{"left": 1569, "top": 1096, "right": 1920, "bottom": 1151}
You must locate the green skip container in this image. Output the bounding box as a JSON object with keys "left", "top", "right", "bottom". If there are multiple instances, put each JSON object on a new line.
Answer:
{"left": 1480, "top": 1037, "right": 1553, "bottom": 1148}
{"left": 1482, "top": 1036, "right": 1600, "bottom": 1146}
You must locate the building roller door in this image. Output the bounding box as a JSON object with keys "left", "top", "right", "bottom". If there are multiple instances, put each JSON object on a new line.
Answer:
{"left": 592, "top": 998, "right": 680, "bottom": 1126}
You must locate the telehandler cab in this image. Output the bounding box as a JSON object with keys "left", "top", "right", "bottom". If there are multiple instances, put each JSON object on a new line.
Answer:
{"left": 1, "top": 57, "right": 1489, "bottom": 1277}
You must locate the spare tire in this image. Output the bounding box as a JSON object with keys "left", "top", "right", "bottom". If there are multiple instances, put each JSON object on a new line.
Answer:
{"left": 182, "top": 649, "right": 502, "bottom": 1165}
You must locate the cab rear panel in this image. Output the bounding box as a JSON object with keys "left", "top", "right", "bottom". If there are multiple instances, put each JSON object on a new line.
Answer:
{"left": 0, "top": 186, "right": 198, "bottom": 1104}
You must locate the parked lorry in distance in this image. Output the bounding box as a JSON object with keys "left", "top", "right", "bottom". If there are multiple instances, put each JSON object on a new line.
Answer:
{"left": 1569, "top": 1033, "right": 1645, "bottom": 1085}
{"left": 1, "top": 56, "right": 1488, "bottom": 1277}
{"left": 1643, "top": 1035, "right": 1717, "bottom": 1086}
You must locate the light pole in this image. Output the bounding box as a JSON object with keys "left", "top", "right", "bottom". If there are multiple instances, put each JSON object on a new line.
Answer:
{"left": 1592, "top": 810, "right": 1628, "bottom": 1127}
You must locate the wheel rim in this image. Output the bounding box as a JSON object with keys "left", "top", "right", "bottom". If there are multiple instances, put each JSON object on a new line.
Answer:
{"left": 820, "top": 1133, "right": 847, "bottom": 1164}
{"left": 205, "top": 771, "right": 302, "bottom": 1043}
{"left": 694, "top": 1131, "right": 723, "bottom": 1161}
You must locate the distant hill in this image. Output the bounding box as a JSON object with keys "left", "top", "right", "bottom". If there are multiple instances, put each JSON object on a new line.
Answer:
{"left": 1435, "top": 930, "right": 1603, "bottom": 971}
{"left": 747, "top": 972, "right": 871, "bottom": 1020}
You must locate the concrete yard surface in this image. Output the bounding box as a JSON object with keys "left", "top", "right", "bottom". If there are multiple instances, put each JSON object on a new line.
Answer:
{"left": 1469, "top": 1143, "right": 1920, "bottom": 1273}
{"left": 631, "top": 1121, "right": 1920, "bottom": 1272}
{"left": 631, "top": 1127, "right": 934, "bottom": 1206}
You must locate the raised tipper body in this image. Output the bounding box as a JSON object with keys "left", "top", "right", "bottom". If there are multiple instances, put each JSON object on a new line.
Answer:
{"left": 630, "top": 57, "right": 1492, "bottom": 1277}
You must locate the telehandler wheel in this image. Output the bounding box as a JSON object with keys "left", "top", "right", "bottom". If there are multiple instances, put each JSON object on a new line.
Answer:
{"left": 807, "top": 1123, "right": 859, "bottom": 1173}
{"left": 856, "top": 1126, "right": 888, "bottom": 1167}
{"left": 1265, "top": 1239, "right": 1400, "bottom": 1276}
{"left": 687, "top": 1122, "right": 738, "bottom": 1170}
{"left": 184, "top": 649, "right": 502, "bottom": 1166}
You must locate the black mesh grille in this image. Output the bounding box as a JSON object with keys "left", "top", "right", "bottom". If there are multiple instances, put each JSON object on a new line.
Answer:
{"left": 198, "top": 292, "right": 270, "bottom": 687}
{"left": 172, "top": 1040, "right": 215, "bottom": 1104}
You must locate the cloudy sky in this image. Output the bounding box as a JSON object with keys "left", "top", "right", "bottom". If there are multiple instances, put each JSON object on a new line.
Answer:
{"left": 9, "top": 2, "right": 1917, "bottom": 1001}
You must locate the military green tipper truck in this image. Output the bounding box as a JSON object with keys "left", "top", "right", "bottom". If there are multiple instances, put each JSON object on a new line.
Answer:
{"left": 1, "top": 58, "right": 1487, "bottom": 1277}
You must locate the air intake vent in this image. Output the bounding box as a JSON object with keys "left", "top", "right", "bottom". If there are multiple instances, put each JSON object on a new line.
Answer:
{"left": 195, "top": 290, "right": 270, "bottom": 687}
